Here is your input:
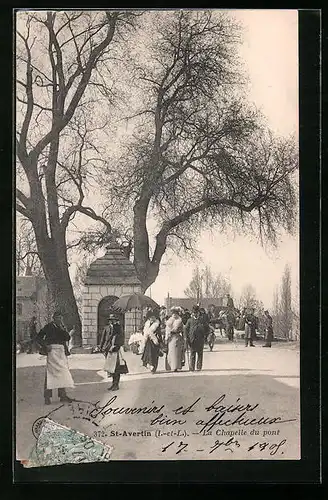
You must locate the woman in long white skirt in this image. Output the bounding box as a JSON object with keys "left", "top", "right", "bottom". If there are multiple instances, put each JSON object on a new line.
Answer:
{"left": 165, "top": 308, "right": 184, "bottom": 372}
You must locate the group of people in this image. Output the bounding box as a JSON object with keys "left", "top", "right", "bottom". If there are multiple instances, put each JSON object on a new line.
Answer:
{"left": 26, "top": 297, "right": 274, "bottom": 405}
{"left": 237, "top": 308, "right": 274, "bottom": 348}
{"left": 140, "top": 301, "right": 274, "bottom": 365}
{"left": 141, "top": 304, "right": 214, "bottom": 374}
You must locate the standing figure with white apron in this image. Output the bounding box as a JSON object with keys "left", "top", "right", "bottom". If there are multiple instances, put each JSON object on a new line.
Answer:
{"left": 100, "top": 315, "right": 126, "bottom": 391}
{"left": 36, "top": 311, "right": 75, "bottom": 405}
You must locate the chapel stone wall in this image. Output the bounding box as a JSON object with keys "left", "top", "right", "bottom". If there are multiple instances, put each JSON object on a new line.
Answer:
{"left": 82, "top": 283, "right": 142, "bottom": 346}
{"left": 82, "top": 240, "right": 142, "bottom": 347}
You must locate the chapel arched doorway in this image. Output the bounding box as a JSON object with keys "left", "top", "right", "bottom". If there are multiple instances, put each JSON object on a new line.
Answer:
{"left": 97, "top": 296, "right": 124, "bottom": 344}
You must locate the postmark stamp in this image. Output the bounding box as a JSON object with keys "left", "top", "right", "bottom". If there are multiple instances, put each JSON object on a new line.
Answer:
{"left": 26, "top": 418, "right": 113, "bottom": 467}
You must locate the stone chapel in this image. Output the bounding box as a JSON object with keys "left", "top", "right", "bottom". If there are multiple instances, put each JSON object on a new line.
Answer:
{"left": 82, "top": 240, "right": 142, "bottom": 346}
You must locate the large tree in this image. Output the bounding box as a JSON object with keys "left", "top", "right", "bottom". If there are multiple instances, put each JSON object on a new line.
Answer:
{"left": 16, "top": 11, "right": 139, "bottom": 344}
{"left": 101, "top": 10, "right": 298, "bottom": 292}
{"left": 184, "top": 266, "right": 204, "bottom": 303}
{"left": 279, "top": 264, "right": 293, "bottom": 339}
{"left": 239, "top": 284, "right": 258, "bottom": 310}
{"left": 184, "top": 265, "right": 231, "bottom": 301}
{"left": 272, "top": 285, "right": 282, "bottom": 337}
{"left": 202, "top": 266, "right": 232, "bottom": 299}
{"left": 272, "top": 266, "right": 294, "bottom": 339}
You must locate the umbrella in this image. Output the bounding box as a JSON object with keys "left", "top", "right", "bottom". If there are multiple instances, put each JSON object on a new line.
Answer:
{"left": 112, "top": 293, "right": 159, "bottom": 312}
{"left": 112, "top": 293, "right": 159, "bottom": 332}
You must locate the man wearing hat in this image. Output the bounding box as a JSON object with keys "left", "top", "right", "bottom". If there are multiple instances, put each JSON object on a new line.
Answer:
{"left": 36, "top": 311, "right": 74, "bottom": 405}
{"left": 100, "top": 314, "right": 126, "bottom": 391}
{"left": 225, "top": 293, "right": 234, "bottom": 309}
{"left": 184, "top": 305, "right": 207, "bottom": 371}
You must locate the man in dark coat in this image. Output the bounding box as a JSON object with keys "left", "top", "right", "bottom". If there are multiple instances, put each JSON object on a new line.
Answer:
{"left": 244, "top": 308, "right": 257, "bottom": 347}
{"left": 263, "top": 310, "right": 274, "bottom": 347}
{"left": 184, "top": 305, "right": 207, "bottom": 371}
{"left": 100, "top": 315, "right": 125, "bottom": 391}
{"left": 225, "top": 308, "right": 235, "bottom": 341}
{"left": 199, "top": 307, "right": 210, "bottom": 342}
{"left": 225, "top": 293, "right": 234, "bottom": 309}
{"left": 181, "top": 308, "right": 191, "bottom": 326}
{"left": 36, "top": 311, "right": 73, "bottom": 405}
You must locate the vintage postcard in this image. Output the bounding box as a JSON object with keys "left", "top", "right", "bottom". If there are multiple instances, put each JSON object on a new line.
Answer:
{"left": 15, "top": 8, "right": 303, "bottom": 469}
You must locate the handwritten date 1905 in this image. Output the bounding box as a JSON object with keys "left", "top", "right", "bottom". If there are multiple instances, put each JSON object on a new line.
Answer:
{"left": 161, "top": 438, "right": 287, "bottom": 456}
{"left": 248, "top": 439, "right": 286, "bottom": 456}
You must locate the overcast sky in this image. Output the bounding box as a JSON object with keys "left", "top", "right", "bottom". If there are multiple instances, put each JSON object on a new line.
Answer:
{"left": 147, "top": 9, "right": 299, "bottom": 309}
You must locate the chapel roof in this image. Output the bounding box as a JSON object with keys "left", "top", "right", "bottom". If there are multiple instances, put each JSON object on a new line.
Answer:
{"left": 84, "top": 240, "right": 140, "bottom": 286}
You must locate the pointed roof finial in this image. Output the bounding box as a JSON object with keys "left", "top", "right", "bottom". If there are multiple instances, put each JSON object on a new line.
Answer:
{"left": 105, "top": 232, "right": 120, "bottom": 251}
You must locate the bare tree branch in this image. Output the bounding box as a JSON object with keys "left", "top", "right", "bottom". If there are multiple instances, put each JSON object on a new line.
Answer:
{"left": 16, "top": 203, "right": 31, "bottom": 219}
{"left": 19, "top": 250, "right": 40, "bottom": 260}
{"left": 25, "top": 12, "right": 120, "bottom": 164}
{"left": 17, "top": 96, "right": 53, "bottom": 112}
{"left": 61, "top": 204, "right": 112, "bottom": 232}
{"left": 16, "top": 188, "right": 31, "bottom": 209}
{"left": 17, "top": 26, "right": 34, "bottom": 159}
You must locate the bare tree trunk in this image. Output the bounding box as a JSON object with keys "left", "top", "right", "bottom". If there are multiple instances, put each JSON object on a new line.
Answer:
{"left": 39, "top": 240, "right": 82, "bottom": 346}
{"left": 32, "top": 201, "right": 82, "bottom": 345}
{"left": 133, "top": 201, "right": 150, "bottom": 288}
{"left": 140, "top": 266, "right": 160, "bottom": 294}
{"left": 133, "top": 200, "right": 166, "bottom": 293}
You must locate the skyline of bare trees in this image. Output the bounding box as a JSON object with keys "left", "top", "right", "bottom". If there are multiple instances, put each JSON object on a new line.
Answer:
{"left": 184, "top": 265, "right": 232, "bottom": 302}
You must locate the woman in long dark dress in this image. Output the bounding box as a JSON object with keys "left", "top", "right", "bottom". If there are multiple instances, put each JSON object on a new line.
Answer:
{"left": 263, "top": 310, "right": 274, "bottom": 347}
{"left": 141, "top": 312, "right": 162, "bottom": 373}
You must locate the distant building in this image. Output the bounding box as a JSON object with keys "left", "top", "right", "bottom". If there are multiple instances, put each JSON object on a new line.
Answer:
{"left": 165, "top": 296, "right": 224, "bottom": 311}
{"left": 16, "top": 276, "right": 51, "bottom": 342}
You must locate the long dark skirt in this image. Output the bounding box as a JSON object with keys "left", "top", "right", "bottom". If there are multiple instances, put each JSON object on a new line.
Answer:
{"left": 265, "top": 326, "right": 274, "bottom": 342}
{"left": 245, "top": 324, "right": 256, "bottom": 340}
{"left": 142, "top": 338, "right": 160, "bottom": 372}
